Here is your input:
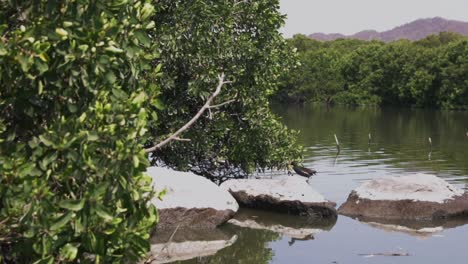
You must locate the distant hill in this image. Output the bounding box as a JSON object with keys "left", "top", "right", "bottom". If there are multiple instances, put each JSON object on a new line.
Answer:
{"left": 308, "top": 17, "right": 468, "bottom": 42}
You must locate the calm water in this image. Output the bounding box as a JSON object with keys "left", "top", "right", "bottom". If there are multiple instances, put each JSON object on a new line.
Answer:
{"left": 169, "top": 105, "right": 468, "bottom": 264}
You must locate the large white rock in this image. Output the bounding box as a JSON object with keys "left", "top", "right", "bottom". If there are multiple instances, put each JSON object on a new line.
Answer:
{"left": 354, "top": 174, "right": 464, "bottom": 203}
{"left": 221, "top": 176, "right": 337, "bottom": 219}
{"left": 147, "top": 167, "right": 239, "bottom": 229}
{"left": 339, "top": 173, "right": 468, "bottom": 220}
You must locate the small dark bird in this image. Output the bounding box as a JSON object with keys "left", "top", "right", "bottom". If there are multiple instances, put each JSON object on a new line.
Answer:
{"left": 290, "top": 161, "right": 317, "bottom": 183}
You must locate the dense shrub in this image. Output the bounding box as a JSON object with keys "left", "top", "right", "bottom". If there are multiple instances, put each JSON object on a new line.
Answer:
{"left": 0, "top": 1, "right": 160, "bottom": 262}
{"left": 0, "top": 0, "right": 303, "bottom": 262}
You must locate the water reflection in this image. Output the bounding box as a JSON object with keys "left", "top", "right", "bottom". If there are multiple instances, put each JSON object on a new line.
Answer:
{"left": 171, "top": 208, "right": 336, "bottom": 263}
{"left": 168, "top": 105, "right": 468, "bottom": 264}
{"left": 350, "top": 216, "right": 468, "bottom": 239}
{"left": 147, "top": 228, "right": 237, "bottom": 264}
{"left": 273, "top": 105, "right": 468, "bottom": 179}
{"left": 182, "top": 225, "right": 280, "bottom": 264}
{"left": 228, "top": 208, "right": 336, "bottom": 242}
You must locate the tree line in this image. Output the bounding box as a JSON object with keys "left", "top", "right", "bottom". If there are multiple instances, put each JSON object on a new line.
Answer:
{"left": 275, "top": 32, "right": 468, "bottom": 109}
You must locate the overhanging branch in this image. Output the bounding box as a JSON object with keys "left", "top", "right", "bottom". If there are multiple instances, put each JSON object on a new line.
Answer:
{"left": 145, "top": 73, "right": 232, "bottom": 153}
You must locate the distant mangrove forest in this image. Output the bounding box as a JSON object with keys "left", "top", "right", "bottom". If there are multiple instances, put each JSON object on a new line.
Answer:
{"left": 275, "top": 32, "right": 468, "bottom": 109}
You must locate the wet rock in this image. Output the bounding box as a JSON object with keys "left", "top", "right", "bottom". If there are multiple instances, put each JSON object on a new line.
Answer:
{"left": 228, "top": 208, "right": 336, "bottom": 240}
{"left": 221, "top": 176, "right": 337, "bottom": 219}
{"left": 339, "top": 174, "right": 468, "bottom": 220}
{"left": 145, "top": 228, "right": 237, "bottom": 264}
{"left": 148, "top": 167, "right": 239, "bottom": 229}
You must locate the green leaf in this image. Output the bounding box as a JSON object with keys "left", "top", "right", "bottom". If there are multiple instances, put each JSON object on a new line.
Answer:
{"left": 87, "top": 132, "right": 99, "bottom": 141}
{"left": 60, "top": 243, "right": 79, "bottom": 261}
{"left": 67, "top": 104, "right": 78, "bottom": 113}
{"left": 158, "top": 189, "right": 167, "bottom": 201}
{"left": 134, "top": 30, "right": 151, "bottom": 47}
{"left": 55, "top": 28, "right": 68, "bottom": 37}
{"left": 35, "top": 59, "right": 49, "bottom": 74}
{"left": 105, "top": 71, "right": 117, "bottom": 84}
{"left": 0, "top": 24, "right": 7, "bottom": 35}
{"left": 39, "top": 152, "right": 58, "bottom": 170}
{"left": 39, "top": 135, "right": 54, "bottom": 147}
{"left": 154, "top": 63, "right": 162, "bottom": 73}
{"left": 33, "top": 42, "right": 51, "bottom": 54}
{"left": 39, "top": 53, "right": 50, "bottom": 62}
{"left": 18, "top": 163, "right": 42, "bottom": 177}
{"left": 38, "top": 80, "right": 44, "bottom": 94}
{"left": 112, "top": 88, "right": 128, "bottom": 99}
{"left": 0, "top": 43, "right": 7, "bottom": 56}
{"left": 153, "top": 98, "right": 165, "bottom": 110}
{"left": 92, "top": 183, "right": 108, "bottom": 198}
{"left": 17, "top": 54, "right": 33, "bottom": 72}
{"left": 104, "top": 46, "right": 124, "bottom": 53}
{"left": 50, "top": 212, "right": 73, "bottom": 231}
{"left": 74, "top": 217, "right": 84, "bottom": 234}
{"left": 133, "top": 155, "right": 140, "bottom": 168}
{"left": 59, "top": 199, "right": 85, "bottom": 211}
{"left": 132, "top": 91, "right": 147, "bottom": 104}
{"left": 33, "top": 256, "right": 54, "bottom": 264}
{"left": 95, "top": 205, "right": 113, "bottom": 222}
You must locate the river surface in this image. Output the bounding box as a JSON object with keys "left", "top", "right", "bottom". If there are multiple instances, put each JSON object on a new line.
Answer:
{"left": 170, "top": 105, "right": 468, "bottom": 264}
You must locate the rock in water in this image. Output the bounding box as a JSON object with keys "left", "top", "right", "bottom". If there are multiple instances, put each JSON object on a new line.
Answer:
{"left": 339, "top": 174, "right": 468, "bottom": 220}
{"left": 221, "top": 176, "right": 337, "bottom": 219}
{"left": 147, "top": 167, "right": 239, "bottom": 229}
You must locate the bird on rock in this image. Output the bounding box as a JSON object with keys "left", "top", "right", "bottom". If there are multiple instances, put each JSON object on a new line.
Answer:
{"left": 289, "top": 161, "right": 317, "bottom": 183}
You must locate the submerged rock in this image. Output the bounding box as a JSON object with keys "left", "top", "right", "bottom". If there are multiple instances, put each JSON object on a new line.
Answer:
{"left": 221, "top": 176, "right": 337, "bottom": 219}
{"left": 339, "top": 174, "right": 468, "bottom": 220}
{"left": 147, "top": 167, "right": 239, "bottom": 229}
{"left": 228, "top": 208, "right": 336, "bottom": 241}
{"left": 145, "top": 228, "right": 237, "bottom": 264}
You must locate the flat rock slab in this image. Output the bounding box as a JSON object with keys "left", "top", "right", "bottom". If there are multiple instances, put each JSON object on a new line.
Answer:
{"left": 339, "top": 174, "right": 468, "bottom": 220}
{"left": 221, "top": 176, "right": 337, "bottom": 219}
{"left": 148, "top": 167, "right": 239, "bottom": 229}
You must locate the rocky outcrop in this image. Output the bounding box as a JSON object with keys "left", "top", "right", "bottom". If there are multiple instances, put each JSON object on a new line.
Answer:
{"left": 221, "top": 176, "right": 337, "bottom": 219}
{"left": 339, "top": 174, "right": 468, "bottom": 220}
{"left": 148, "top": 167, "right": 239, "bottom": 229}
{"left": 146, "top": 228, "right": 237, "bottom": 264}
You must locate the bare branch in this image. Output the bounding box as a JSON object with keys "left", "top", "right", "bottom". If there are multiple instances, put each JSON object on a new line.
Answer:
{"left": 173, "top": 137, "right": 191, "bottom": 142}
{"left": 208, "top": 107, "right": 213, "bottom": 120}
{"left": 208, "top": 99, "right": 236, "bottom": 109}
{"left": 145, "top": 74, "right": 229, "bottom": 153}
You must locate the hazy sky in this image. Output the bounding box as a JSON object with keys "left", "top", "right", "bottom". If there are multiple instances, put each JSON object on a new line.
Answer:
{"left": 279, "top": 0, "right": 468, "bottom": 37}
